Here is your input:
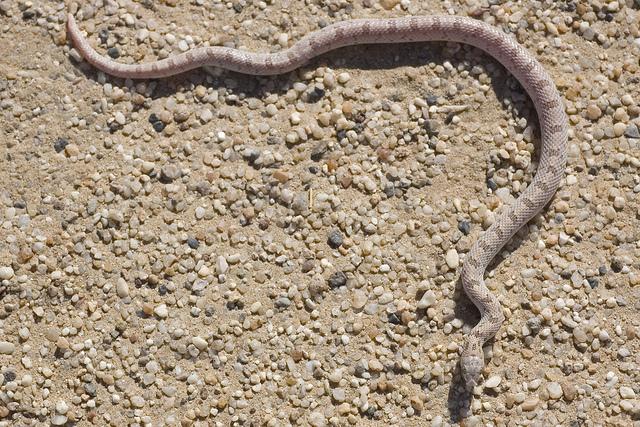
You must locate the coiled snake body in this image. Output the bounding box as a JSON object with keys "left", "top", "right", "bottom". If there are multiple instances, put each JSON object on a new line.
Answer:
{"left": 67, "top": 13, "right": 568, "bottom": 389}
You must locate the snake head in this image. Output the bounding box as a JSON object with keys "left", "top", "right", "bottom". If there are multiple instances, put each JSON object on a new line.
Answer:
{"left": 460, "top": 354, "right": 483, "bottom": 389}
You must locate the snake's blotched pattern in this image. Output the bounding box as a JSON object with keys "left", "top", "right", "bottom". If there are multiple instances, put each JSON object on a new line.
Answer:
{"left": 67, "top": 13, "right": 568, "bottom": 389}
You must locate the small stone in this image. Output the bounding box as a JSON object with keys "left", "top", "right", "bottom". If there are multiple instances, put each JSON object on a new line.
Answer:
{"left": 152, "top": 120, "right": 165, "bottom": 132}
{"left": 311, "top": 141, "right": 328, "bottom": 160}
{"left": 573, "top": 327, "right": 588, "bottom": 343}
{"left": 484, "top": 375, "right": 502, "bottom": 389}
{"left": 328, "top": 271, "right": 347, "bottom": 288}
{"left": 417, "top": 290, "right": 436, "bottom": 309}
{"left": 327, "top": 229, "right": 343, "bottom": 248}
{"left": 187, "top": 237, "right": 199, "bottom": 249}
{"left": 249, "top": 301, "right": 262, "bottom": 314}
{"left": 624, "top": 123, "right": 640, "bottom": 138}
{"left": 44, "top": 326, "right": 60, "bottom": 342}
{"left": 562, "top": 382, "right": 576, "bottom": 401}
{"left": 114, "top": 111, "right": 126, "bottom": 125}
{"left": 0, "top": 342, "right": 15, "bottom": 354}
{"left": 308, "top": 411, "right": 326, "bottom": 427}
{"left": 217, "top": 256, "right": 228, "bottom": 274}
{"left": 56, "top": 337, "right": 69, "bottom": 350}
{"left": 51, "top": 415, "right": 68, "bottom": 426}
{"left": 0, "top": 266, "right": 14, "bottom": 280}
{"left": 410, "top": 395, "right": 424, "bottom": 412}
{"left": 586, "top": 104, "right": 602, "bottom": 120}
{"left": 379, "top": 292, "right": 393, "bottom": 304}
{"left": 461, "top": 416, "right": 482, "bottom": 427}
{"left": 195, "top": 207, "right": 206, "bottom": 220}
{"left": 352, "top": 290, "right": 367, "bottom": 310}
{"left": 620, "top": 399, "right": 636, "bottom": 413}
{"left": 380, "top": 0, "right": 401, "bottom": 10}
{"left": 445, "top": 249, "right": 459, "bottom": 269}
{"left": 197, "top": 265, "right": 211, "bottom": 278}
{"left": 200, "top": 109, "right": 213, "bottom": 123}
{"left": 107, "top": 47, "right": 119, "bottom": 59}
{"left": 274, "top": 297, "right": 291, "bottom": 309}
{"left": 141, "top": 161, "right": 155, "bottom": 174}
{"left": 55, "top": 401, "right": 69, "bottom": 414}
{"left": 154, "top": 304, "right": 168, "bottom": 318}
{"left": 273, "top": 170, "right": 289, "bottom": 183}
{"left": 116, "top": 278, "right": 129, "bottom": 298}
{"left": 130, "top": 396, "right": 145, "bottom": 408}
{"left": 458, "top": 220, "right": 470, "bottom": 235}
{"left": 301, "top": 259, "right": 314, "bottom": 273}
{"left": 173, "top": 107, "right": 190, "bottom": 123}
{"left": 620, "top": 386, "right": 636, "bottom": 399}
{"left": 547, "top": 382, "right": 563, "bottom": 399}
{"left": 369, "top": 359, "right": 384, "bottom": 372}
{"left": 613, "top": 122, "right": 627, "bottom": 137}
{"left": 192, "top": 336, "right": 208, "bottom": 351}
{"left": 53, "top": 138, "right": 69, "bottom": 153}
{"left": 160, "top": 164, "right": 181, "bottom": 183}
{"left": 332, "top": 388, "right": 346, "bottom": 402}
{"left": 521, "top": 397, "right": 539, "bottom": 411}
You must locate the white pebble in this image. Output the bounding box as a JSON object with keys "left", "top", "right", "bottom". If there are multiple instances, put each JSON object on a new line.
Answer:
{"left": 445, "top": 249, "right": 459, "bottom": 269}
{"left": 0, "top": 266, "right": 14, "bottom": 280}
{"left": 154, "top": 304, "right": 168, "bottom": 318}
{"left": 0, "top": 341, "right": 15, "bottom": 354}
{"left": 116, "top": 278, "right": 129, "bottom": 298}
{"left": 418, "top": 290, "right": 437, "bottom": 309}
{"left": 192, "top": 336, "right": 208, "bottom": 351}
{"left": 484, "top": 375, "right": 501, "bottom": 389}
{"left": 620, "top": 386, "right": 636, "bottom": 399}
{"left": 546, "top": 382, "right": 563, "bottom": 399}
{"left": 217, "top": 256, "right": 229, "bottom": 274}
{"left": 51, "top": 415, "right": 68, "bottom": 426}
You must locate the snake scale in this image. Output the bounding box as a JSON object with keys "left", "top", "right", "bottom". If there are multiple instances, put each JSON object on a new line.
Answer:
{"left": 67, "top": 13, "right": 568, "bottom": 389}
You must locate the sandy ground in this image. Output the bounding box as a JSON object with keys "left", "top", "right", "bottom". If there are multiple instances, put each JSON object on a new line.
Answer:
{"left": 0, "top": 0, "right": 639, "bottom": 426}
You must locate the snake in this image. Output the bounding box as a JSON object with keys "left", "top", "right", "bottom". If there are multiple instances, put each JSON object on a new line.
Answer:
{"left": 66, "top": 13, "right": 568, "bottom": 389}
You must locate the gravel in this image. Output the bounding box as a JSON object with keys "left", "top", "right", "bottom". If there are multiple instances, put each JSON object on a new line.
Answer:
{"left": 0, "top": 1, "right": 639, "bottom": 425}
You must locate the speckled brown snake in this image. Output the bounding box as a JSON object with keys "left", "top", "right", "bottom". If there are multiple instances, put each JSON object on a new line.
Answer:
{"left": 67, "top": 13, "right": 568, "bottom": 389}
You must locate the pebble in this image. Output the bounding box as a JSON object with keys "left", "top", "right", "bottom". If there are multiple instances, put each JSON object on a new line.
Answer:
{"left": 116, "top": 278, "right": 129, "bottom": 298}
{"left": 308, "top": 412, "right": 326, "bottom": 427}
{"left": 352, "top": 290, "right": 368, "bottom": 310}
{"left": 0, "top": 342, "right": 15, "bottom": 354}
{"left": 217, "top": 255, "right": 229, "bottom": 275}
{"left": 51, "top": 415, "right": 68, "bottom": 426}
{"left": 53, "top": 138, "right": 69, "bottom": 153}
{"left": 484, "top": 375, "right": 501, "bottom": 389}
{"left": 620, "top": 386, "right": 636, "bottom": 399}
{"left": 380, "top": 0, "right": 401, "bottom": 9}
{"left": 625, "top": 123, "right": 640, "bottom": 138}
{"left": 546, "top": 382, "right": 563, "bottom": 399}
{"left": 327, "top": 229, "right": 344, "bottom": 248}
{"left": 154, "top": 304, "right": 168, "bottom": 318}
{"left": 187, "top": 237, "right": 199, "bottom": 249}
{"left": 521, "top": 397, "right": 540, "bottom": 411}
{"left": 0, "top": 266, "right": 14, "bottom": 280}
{"left": 445, "top": 249, "right": 459, "bottom": 269}
{"left": 328, "top": 272, "right": 347, "bottom": 288}
{"left": 131, "top": 396, "right": 145, "bottom": 408}
{"left": 586, "top": 104, "right": 602, "bottom": 120}
{"left": 160, "top": 164, "right": 181, "bottom": 182}
{"left": 192, "top": 336, "right": 208, "bottom": 351}
{"left": 368, "top": 359, "right": 384, "bottom": 372}
{"left": 332, "top": 388, "right": 346, "bottom": 402}
{"left": 562, "top": 383, "right": 577, "bottom": 401}
{"left": 417, "top": 290, "right": 437, "bottom": 309}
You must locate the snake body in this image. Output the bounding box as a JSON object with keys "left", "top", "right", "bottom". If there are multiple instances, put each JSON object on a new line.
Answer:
{"left": 67, "top": 13, "right": 568, "bottom": 389}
